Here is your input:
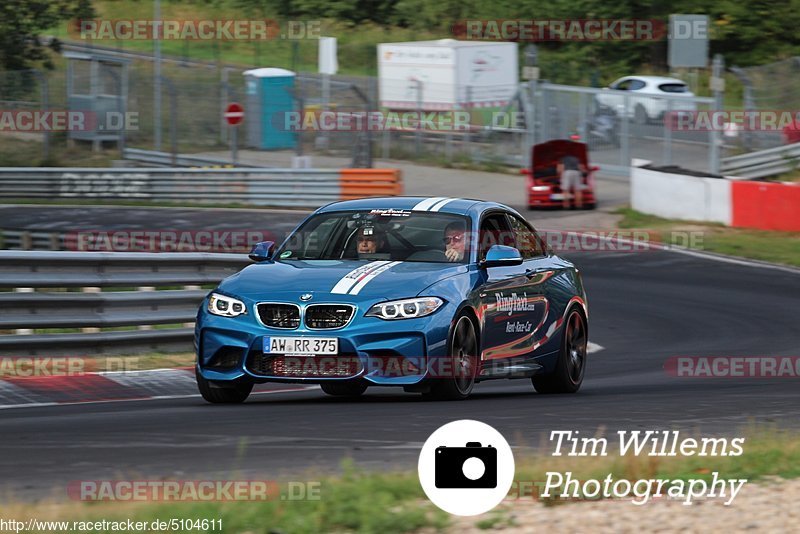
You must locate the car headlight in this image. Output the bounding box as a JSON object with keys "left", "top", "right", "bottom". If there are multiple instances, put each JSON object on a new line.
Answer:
{"left": 207, "top": 293, "right": 247, "bottom": 317}
{"left": 365, "top": 297, "right": 444, "bottom": 320}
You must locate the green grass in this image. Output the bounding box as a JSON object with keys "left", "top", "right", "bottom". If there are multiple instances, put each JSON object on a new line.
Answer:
{"left": 616, "top": 207, "right": 800, "bottom": 267}
{"left": 86, "top": 352, "right": 195, "bottom": 371}
{"left": 47, "top": 2, "right": 444, "bottom": 76}
{"left": 0, "top": 135, "right": 118, "bottom": 167}
{"left": 4, "top": 461, "right": 449, "bottom": 534}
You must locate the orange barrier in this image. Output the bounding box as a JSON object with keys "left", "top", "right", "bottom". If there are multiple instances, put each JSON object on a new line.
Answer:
{"left": 731, "top": 181, "right": 800, "bottom": 232}
{"left": 339, "top": 169, "right": 403, "bottom": 200}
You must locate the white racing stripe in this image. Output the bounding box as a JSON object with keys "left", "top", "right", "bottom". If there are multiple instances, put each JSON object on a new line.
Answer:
{"left": 331, "top": 261, "right": 391, "bottom": 294}
{"left": 412, "top": 197, "right": 449, "bottom": 211}
{"left": 349, "top": 261, "right": 402, "bottom": 295}
{"left": 429, "top": 198, "right": 457, "bottom": 212}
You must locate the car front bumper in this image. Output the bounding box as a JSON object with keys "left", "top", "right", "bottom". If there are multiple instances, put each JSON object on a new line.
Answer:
{"left": 195, "top": 298, "right": 455, "bottom": 386}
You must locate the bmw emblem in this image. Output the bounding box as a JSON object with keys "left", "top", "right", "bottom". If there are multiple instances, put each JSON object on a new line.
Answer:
{"left": 300, "top": 293, "right": 313, "bottom": 301}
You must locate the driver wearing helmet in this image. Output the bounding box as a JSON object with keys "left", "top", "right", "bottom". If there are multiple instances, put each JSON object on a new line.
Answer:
{"left": 356, "top": 224, "right": 386, "bottom": 258}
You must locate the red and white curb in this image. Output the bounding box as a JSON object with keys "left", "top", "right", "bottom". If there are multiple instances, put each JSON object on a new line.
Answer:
{"left": 0, "top": 344, "right": 604, "bottom": 409}
{"left": 0, "top": 368, "right": 316, "bottom": 410}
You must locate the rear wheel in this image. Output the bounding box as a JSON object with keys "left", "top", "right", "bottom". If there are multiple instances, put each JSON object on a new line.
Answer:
{"left": 320, "top": 380, "right": 368, "bottom": 397}
{"left": 532, "top": 308, "right": 587, "bottom": 394}
{"left": 196, "top": 369, "right": 253, "bottom": 404}
{"left": 424, "top": 314, "right": 478, "bottom": 400}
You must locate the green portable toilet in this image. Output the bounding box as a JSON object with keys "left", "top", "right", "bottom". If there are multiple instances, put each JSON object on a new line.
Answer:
{"left": 244, "top": 68, "right": 297, "bottom": 150}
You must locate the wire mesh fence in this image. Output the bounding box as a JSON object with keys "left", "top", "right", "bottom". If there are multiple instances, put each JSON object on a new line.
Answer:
{"left": 730, "top": 57, "right": 800, "bottom": 150}
{"left": 0, "top": 52, "right": 727, "bottom": 174}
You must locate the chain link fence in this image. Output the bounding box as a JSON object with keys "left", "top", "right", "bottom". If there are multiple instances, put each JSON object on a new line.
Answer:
{"left": 730, "top": 57, "right": 800, "bottom": 150}
{"left": 1, "top": 46, "right": 728, "bottom": 174}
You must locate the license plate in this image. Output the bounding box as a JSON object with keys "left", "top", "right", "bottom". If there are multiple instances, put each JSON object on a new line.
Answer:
{"left": 550, "top": 193, "right": 565, "bottom": 200}
{"left": 263, "top": 336, "right": 338, "bottom": 355}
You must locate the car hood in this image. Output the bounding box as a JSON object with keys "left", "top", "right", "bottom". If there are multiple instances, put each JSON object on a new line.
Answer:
{"left": 218, "top": 259, "right": 467, "bottom": 301}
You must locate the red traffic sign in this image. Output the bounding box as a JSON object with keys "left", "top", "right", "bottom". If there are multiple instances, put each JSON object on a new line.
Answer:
{"left": 224, "top": 102, "right": 244, "bottom": 126}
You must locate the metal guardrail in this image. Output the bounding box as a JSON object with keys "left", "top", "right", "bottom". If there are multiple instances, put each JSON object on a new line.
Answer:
{"left": 0, "top": 167, "right": 343, "bottom": 207}
{"left": 0, "top": 251, "right": 249, "bottom": 355}
{"left": 721, "top": 142, "right": 800, "bottom": 179}
{"left": 122, "top": 148, "right": 259, "bottom": 168}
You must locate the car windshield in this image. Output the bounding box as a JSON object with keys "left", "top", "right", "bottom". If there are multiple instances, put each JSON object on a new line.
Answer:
{"left": 275, "top": 209, "right": 471, "bottom": 263}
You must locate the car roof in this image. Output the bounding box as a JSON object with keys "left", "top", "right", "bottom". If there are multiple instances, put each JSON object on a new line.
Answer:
{"left": 617, "top": 75, "right": 688, "bottom": 85}
{"left": 316, "top": 196, "right": 521, "bottom": 219}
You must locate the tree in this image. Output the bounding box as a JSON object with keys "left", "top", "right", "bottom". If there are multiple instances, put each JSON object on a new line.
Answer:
{"left": 0, "top": 0, "right": 94, "bottom": 71}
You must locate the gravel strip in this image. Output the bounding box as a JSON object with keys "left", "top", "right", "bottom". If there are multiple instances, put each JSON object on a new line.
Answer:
{"left": 454, "top": 477, "right": 799, "bottom": 533}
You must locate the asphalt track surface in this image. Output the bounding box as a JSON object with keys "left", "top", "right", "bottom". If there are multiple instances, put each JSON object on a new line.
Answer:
{"left": 1, "top": 239, "right": 799, "bottom": 500}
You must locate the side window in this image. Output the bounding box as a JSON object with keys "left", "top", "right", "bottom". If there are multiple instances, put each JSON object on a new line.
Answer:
{"left": 478, "top": 213, "right": 515, "bottom": 260}
{"left": 509, "top": 215, "right": 545, "bottom": 259}
{"left": 613, "top": 79, "right": 631, "bottom": 91}
{"left": 628, "top": 79, "right": 646, "bottom": 91}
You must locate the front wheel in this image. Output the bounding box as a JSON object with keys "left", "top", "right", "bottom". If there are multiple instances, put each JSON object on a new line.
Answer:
{"left": 196, "top": 369, "right": 253, "bottom": 403}
{"left": 321, "top": 380, "right": 368, "bottom": 397}
{"left": 424, "top": 314, "right": 478, "bottom": 400}
{"left": 532, "top": 308, "right": 587, "bottom": 394}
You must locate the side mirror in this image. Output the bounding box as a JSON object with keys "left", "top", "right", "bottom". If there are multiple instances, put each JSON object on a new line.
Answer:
{"left": 479, "top": 245, "right": 523, "bottom": 269}
{"left": 249, "top": 241, "right": 275, "bottom": 262}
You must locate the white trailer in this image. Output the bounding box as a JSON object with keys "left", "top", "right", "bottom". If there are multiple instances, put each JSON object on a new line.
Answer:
{"left": 378, "top": 39, "right": 519, "bottom": 110}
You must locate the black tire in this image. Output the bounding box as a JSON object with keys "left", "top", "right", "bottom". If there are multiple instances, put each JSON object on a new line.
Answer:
{"left": 320, "top": 380, "right": 368, "bottom": 397}
{"left": 424, "top": 314, "right": 479, "bottom": 400}
{"left": 582, "top": 202, "right": 597, "bottom": 210}
{"left": 196, "top": 369, "right": 253, "bottom": 404}
{"left": 634, "top": 104, "right": 648, "bottom": 125}
{"left": 532, "top": 308, "right": 587, "bottom": 394}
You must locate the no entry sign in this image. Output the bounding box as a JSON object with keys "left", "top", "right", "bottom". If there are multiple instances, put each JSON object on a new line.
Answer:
{"left": 224, "top": 103, "right": 244, "bottom": 126}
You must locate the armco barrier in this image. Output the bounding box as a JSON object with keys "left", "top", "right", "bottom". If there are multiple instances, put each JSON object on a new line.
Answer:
{"left": 0, "top": 167, "right": 403, "bottom": 208}
{"left": 721, "top": 142, "right": 800, "bottom": 179}
{"left": 0, "top": 250, "right": 248, "bottom": 356}
{"left": 731, "top": 181, "right": 800, "bottom": 232}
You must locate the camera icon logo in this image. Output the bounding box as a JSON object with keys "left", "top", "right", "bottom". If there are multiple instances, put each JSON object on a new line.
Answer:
{"left": 435, "top": 442, "right": 497, "bottom": 489}
{"left": 418, "top": 420, "right": 514, "bottom": 516}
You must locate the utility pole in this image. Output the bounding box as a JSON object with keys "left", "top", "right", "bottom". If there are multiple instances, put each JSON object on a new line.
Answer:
{"left": 154, "top": 0, "right": 162, "bottom": 150}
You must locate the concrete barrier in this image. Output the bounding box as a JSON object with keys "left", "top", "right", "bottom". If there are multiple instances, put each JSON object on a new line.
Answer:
{"left": 631, "top": 160, "right": 800, "bottom": 232}
{"left": 631, "top": 159, "right": 732, "bottom": 225}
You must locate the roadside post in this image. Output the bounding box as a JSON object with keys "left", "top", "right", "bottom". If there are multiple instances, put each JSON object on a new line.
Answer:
{"left": 225, "top": 102, "right": 245, "bottom": 166}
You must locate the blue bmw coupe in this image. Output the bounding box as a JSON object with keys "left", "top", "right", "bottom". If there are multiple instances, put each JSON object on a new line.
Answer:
{"left": 195, "top": 197, "right": 588, "bottom": 402}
